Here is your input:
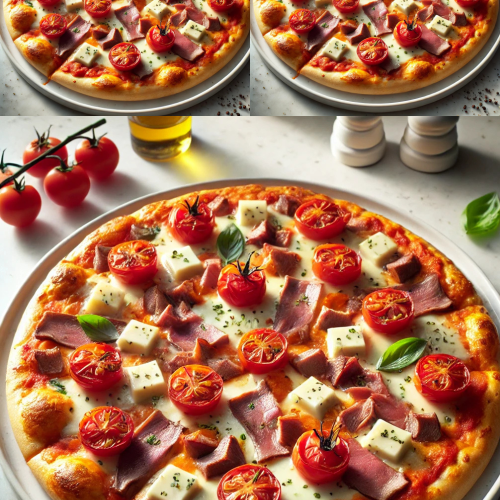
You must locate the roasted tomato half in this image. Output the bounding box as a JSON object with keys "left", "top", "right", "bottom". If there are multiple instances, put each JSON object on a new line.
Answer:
{"left": 168, "top": 364, "right": 223, "bottom": 415}
{"left": 208, "top": 0, "right": 235, "bottom": 11}
{"left": 40, "top": 14, "right": 67, "bottom": 39}
{"left": 85, "top": 0, "right": 112, "bottom": 18}
{"left": 217, "top": 465, "right": 282, "bottom": 500}
{"left": 394, "top": 19, "right": 422, "bottom": 47}
{"left": 357, "top": 37, "right": 389, "bottom": 66}
{"left": 108, "top": 240, "right": 157, "bottom": 285}
{"left": 362, "top": 289, "right": 414, "bottom": 335}
{"left": 218, "top": 253, "right": 266, "bottom": 308}
{"left": 332, "top": 0, "right": 359, "bottom": 13}
{"left": 289, "top": 9, "right": 316, "bottom": 34}
{"left": 147, "top": 24, "right": 175, "bottom": 52}
{"left": 415, "top": 354, "right": 471, "bottom": 403}
{"left": 168, "top": 196, "right": 215, "bottom": 245}
{"left": 79, "top": 406, "right": 134, "bottom": 457}
{"left": 69, "top": 343, "right": 123, "bottom": 391}
{"left": 312, "top": 244, "right": 362, "bottom": 285}
{"left": 109, "top": 42, "right": 142, "bottom": 71}
{"left": 295, "top": 199, "right": 349, "bottom": 240}
{"left": 238, "top": 329, "right": 288, "bottom": 375}
{"left": 292, "top": 423, "right": 349, "bottom": 484}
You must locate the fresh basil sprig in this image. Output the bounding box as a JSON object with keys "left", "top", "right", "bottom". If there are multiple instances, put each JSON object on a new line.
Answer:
{"left": 217, "top": 223, "right": 245, "bottom": 265}
{"left": 376, "top": 337, "right": 427, "bottom": 372}
{"left": 461, "top": 192, "right": 500, "bottom": 236}
{"left": 77, "top": 314, "right": 119, "bottom": 343}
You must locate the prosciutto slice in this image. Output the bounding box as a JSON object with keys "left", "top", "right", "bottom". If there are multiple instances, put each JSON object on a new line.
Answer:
{"left": 344, "top": 23, "right": 371, "bottom": 44}
{"left": 386, "top": 253, "right": 421, "bottom": 283}
{"left": 292, "top": 349, "right": 328, "bottom": 378}
{"left": 196, "top": 436, "right": 246, "bottom": 478}
{"left": 172, "top": 31, "right": 205, "bottom": 61}
{"left": 306, "top": 12, "right": 340, "bottom": 51}
{"left": 339, "top": 398, "right": 376, "bottom": 432}
{"left": 261, "top": 244, "right": 301, "bottom": 277}
{"left": 362, "top": 1, "right": 391, "bottom": 35}
{"left": 93, "top": 245, "right": 112, "bottom": 273}
{"left": 98, "top": 28, "right": 123, "bottom": 50}
{"left": 405, "top": 411, "right": 441, "bottom": 441}
{"left": 208, "top": 196, "right": 232, "bottom": 216}
{"left": 314, "top": 305, "right": 352, "bottom": 330}
{"left": 57, "top": 16, "right": 91, "bottom": 58}
{"left": 34, "top": 347, "right": 64, "bottom": 375}
{"left": 200, "top": 258, "right": 222, "bottom": 290}
{"left": 114, "top": 3, "right": 144, "bottom": 41}
{"left": 272, "top": 194, "right": 301, "bottom": 217}
{"left": 419, "top": 25, "right": 451, "bottom": 56}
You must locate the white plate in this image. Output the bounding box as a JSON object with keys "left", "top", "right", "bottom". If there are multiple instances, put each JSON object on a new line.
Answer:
{"left": 0, "top": 12, "right": 249, "bottom": 115}
{"left": 250, "top": 7, "right": 500, "bottom": 112}
{"left": 1, "top": 178, "right": 500, "bottom": 500}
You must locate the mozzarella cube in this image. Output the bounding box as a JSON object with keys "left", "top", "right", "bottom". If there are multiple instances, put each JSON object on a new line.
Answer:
{"left": 126, "top": 360, "right": 167, "bottom": 403}
{"left": 327, "top": 325, "right": 365, "bottom": 358}
{"left": 392, "top": 0, "right": 417, "bottom": 15}
{"left": 319, "top": 37, "right": 347, "bottom": 60}
{"left": 236, "top": 200, "right": 267, "bottom": 227}
{"left": 72, "top": 43, "right": 100, "bottom": 67}
{"left": 359, "top": 232, "right": 398, "bottom": 266}
{"left": 361, "top": 419, "right": 412, "bottom": 462}
{"left": 180, "top": 20, "right": 206, "bottom": 42}
{"left": 288, "top": 377, "right": 339, "bottom": 419}
{"left": 162, "top": 246, "right": 203, "bottom": 281}
{"left": 428, "top": 15, "right": 452, "bottom": 37}
{"left": 147, "top": 464, "right": 198, "bottom": 500}
{"left": 117, "top": 320, "right": 160, "bottom": 355}
{"left": 85, "top": 282, "right": 124, "bottom": 316}
{"left": 144, "top": 0, "right": 169, "bottom": 20}
{"left": 65, "top": 0, "right": 83, "bottom": 11}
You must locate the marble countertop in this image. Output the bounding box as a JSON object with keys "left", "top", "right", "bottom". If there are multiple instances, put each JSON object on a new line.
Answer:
{"left": 1, "top": 116, "right": 499, "bottom": 499}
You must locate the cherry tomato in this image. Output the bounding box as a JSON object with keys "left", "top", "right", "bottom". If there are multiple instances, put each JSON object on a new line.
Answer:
{"left": 357, "top": 37, "right": 389, "bottom": 66}
{"left": 23, "top": 127, "right": 69, "bottom": 179}
{"left": 75, "top": 136, "right": 119, "bottom": 181}
{"left": 168, "top": 364, "right": 223, "bottom": 416}
{"left": 147, "top": 25, "right": 176, "bottom": 52}
{"left": 108, "top": 240, "right": 158, "bottom": 285}
{"left": 168, "top": 196, "right": 215, "bottom": 244}
{"left": 40, "top": 14, "right": 67, "bottom": 39}
{"left": 85, "top": 0, "right": 112, "bottom": 18}
{"left": 43, "top": 164, "right": 90, "bottom": 208}
{"left": 38, "top": 0, "right": 61, "bottom": 7}
{"left": 332, "top": 0, "right": 359, "bottom": 14}
{"left": 289, "top": 9, "right": 316, "bottom": 34}
{"left": 362, "top": 289, "right": 414, "bottom": 335}
{"left": 295, "top": 199, "right": 348, "bottom": 241}
{"left": 0, "top": 180, "right": 41, "bottom": 227}
{"left": 79, "top": 406, "right": 134, "bottom": 457}
{"left": 217, "top": 465, "right": 282, "bottom": 500}
{"left": 415, "top": 354, "right": 471, "bottom": 403}
{"left": 69, "top": 343, "right": 123, "bottom": 391}
{"left": 312, "top": 244, "right": 362, "bottom": 285}
{"left": 208, "top": 0, "right": 235, "bottom": 11}
{"left": 456, "top": 0, "right": 481, "bottom": 7}
{"left": 292, "top": 424, "right": 349, "bottom": 484}
{"left": 238, "top": 329, "right": 288, "bottom": 375}
{"left": 394, "top": 19, "right": 422, "bottom": 47}
{"left": 109, "top": 42, "right": 141, "bottom": 71}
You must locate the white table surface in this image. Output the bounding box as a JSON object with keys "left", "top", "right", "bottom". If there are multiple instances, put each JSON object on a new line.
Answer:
{"left": 1, "top": 115, "right": 499, "bottom": 499}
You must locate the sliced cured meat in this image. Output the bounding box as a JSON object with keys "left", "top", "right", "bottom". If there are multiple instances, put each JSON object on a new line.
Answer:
{"left": 339, "top": 398, "right": 376, "bottom": 432}
{"left": 57, "top": 16, "right": 91, "bottom": 58}
{"left": 114, "top": 3, "right": 144, "bottom": 41}
{"left": 208, "top": 196, "right": 232, "bottom": 216}
{"left": 184, "top": 431, "right": 218, "bottom": 458}
{"left": 200, "top": 258, "right": 222, "bottom": 290}
{"left": 171, "top": 7, "right": 189, "bottom": 26}
{"left": 327, "top": 355, "right": 364, "bottom": 388}
{"left": 33, "top": 347, "right": 64, "bottom": 375}
{"left": 144, "top": 285, "right": 169, "bottom": 316}
{"left": 196, "top": 435, "right": 246, "bottom": 479}
{"left": 417, "top": 4, "right": 434, "bottom": 21}
{"left": 114, "top": 411, "right": 184, "bottom": 498}
{"left": 139, "top": 17, "right": 155, "bottom": 34}
{"left": 386, "top": 253, "right": 421, "bottom": 283}
{"left": 362, "top": 1, "right": 391, "bottom": 36}
{"left": 386, "top": 13, "right": 399, "bottom": 29}
{"left": 98, "top": 28, "right": 123, "bottom": 50}
{"left": 454, "top": 12, "right": 467, "bottom": 26}
{"left": 156, "top": 301, "right": 199, "bottom": 327}
{"left": 262, "top": 243, "right": 301, "bottom": 277}
{"left": 314, "top": 305, "right": 352, "bottom": 330}
{"left": 306, "top": 11, "right": 339, "bottom": 51}
{"left": 229, "top": 380, "right": 289, "bottom": 462}
{"left": 167, "top": 339, "right": 209, "bottom": 371}
{"left": 272, "top": 194, "right": 301, "bottom": 217}
{"left": 208, "top": 358, "right": 244, "bottom": 381}
{"left": 419, "top": 25, "right": 451, "bottom": 56}
{"left": 246, "top": 220, "right": 292, "bottom": 248}
{"left": 292, "top": 348, "right": 328, "bottom": 377}
{"left": 93, "top": 245, "right": 112, "bottom": 273}
{"left": 371, "top": 393, "right": 409, "bottom": 430}
{"left": 92, "top": 25, "right": 109, "bottom": 39}
{"left": 165, "top": 280, "right": 201, "bottom": 307}
{"left": 172, "top": 31, "right": 205, "bottom": 61}
{"left": 405, "top": 411, "right": 441, "bottom": 442}
{"left": 381, "top": 56, "right": 400, "bottom": 73}
{"left": 344, "top": 23, "right": 371, "bottom": 44}
{"left": 278, "top": 414, "right": 306, "bottom": 448}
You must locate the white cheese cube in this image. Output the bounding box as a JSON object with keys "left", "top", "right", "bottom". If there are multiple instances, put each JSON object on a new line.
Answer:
{"left": 327, "top": 325, "right": 365, "bottom": 358}
{"left": 126, "top": 360, "right": 167, "bottom": 403}
{"left": 147, "top": 464, "right": 198, "bottom": 500}
{"left": 392, "top": 0, "right": 417, "bottom": 15}
{"left": 144, "top": 0, "right": 169, "bottom": 20}
{"left": 236, "top": 200, "right": 268, "bottom": 227}
{"left": 162, "top": 246, "right": 203, "bottom": 281}
{"left": 117, "top": 320, "right": 160, "bottom": 355}
{"left": 72, "top": 43, "right": 100, "bottom": 67}
{"left": 179, "top": 20, "right": 206, "bottom": 42}
{"left": 85, "top": 282, "right": 125, "bottom": 316}
{"left": 65, "top": 0, "right": 83, "bottom": 11}
{"left": 361, "top": 419, "right": 412, "bottom": 462}
{"left": 288, "top": 377, "right": 339, "bottom": 419}
{"left": 359, "top": 232, "right": 398, "bottom": 266}
{"left": 319, "top": 37, "right": 347, "bottom": 60}
{"left": 428, "top": 15, "right": 452, "bottom": 37}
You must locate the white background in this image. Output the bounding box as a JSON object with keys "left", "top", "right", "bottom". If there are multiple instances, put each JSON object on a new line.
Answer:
{"left": 0, "top": 115, "right": 499, "bottom": 498}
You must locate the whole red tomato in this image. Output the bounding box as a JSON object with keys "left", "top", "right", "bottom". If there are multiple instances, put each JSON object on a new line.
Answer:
{"left": 44, "top": 163, "right": 91, "bottom": 208}
{"left": 23, "top": 127, "right": 68, "bottom": 178}
{"left": 0, "top": 178, "right": 42, "bottom": 227}
{"left": 75, "top": 134, "right": 119, "bottom": 181}
{"left": 168, "top": 196, "right": 215, "bottom": 245}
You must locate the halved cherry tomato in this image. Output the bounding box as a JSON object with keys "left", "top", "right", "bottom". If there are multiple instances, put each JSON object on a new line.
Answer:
{"left": 0, "top": 180, "right": 41, "bottom": 227}
{"left": 217, "top": 465, "right": 282, "bottom": 500}
{"left": 69, "top": 343, "right": 123, "bottom": 391}
{"left": 168, "top": 196, "right": 215, "bottom": 244}
{"left": 108, "top": 240, "right": 157, "bottom": 285}
{"left": 208, "top": 0, "right": 235, "bottom": 11}
{"left": 415, "top": 354, "right": 471, "bottom": 403}
{"left": 40, "top": 14, "right": 67, "bottom": 39}
{"left": 218, "top": 254, "right": 266, "bottom": 308}
{"left": 238, "top": 329, "right": 288, "bottom": 375}
{"left": 362, "top": 289, "right": 414, "bottom": 335}
{"left": 456, "top": 0, "right": 481, "bottom": 7}
{"left": 168, "top": 365, "right": 223, "bottom": 415}
{"left": 332, "top": 0, "right": 359, "bottom": 14}
{"left": 79, "top": 406, "right": 134, "bottom": 457}
{"left": 75, "top": 135, "right": 119, "bottom": 181}
{"left": 43, "top": 164, "right": 90, "bottom": 208}
{"left": 147, "top": 24, "right": 176, "bottom": 53}
{"left": 289, "top": 9, "right": 316, "bottom": 34}
{"left": 357, "top": 37, "right": 389, "bottom": 66}
{"left": 394, "top": 19, "right": 422, "bottom": 47}
{"left": 85, "top": 0, "right": 111, "bottom": 18}
{"left": 292, "top": 424, "right": 349, "bottom": 484}
{"left": 312, "top": 244, "right": 362, "bottom": 285}
{"left": 109, "top": 42, "right": 141, "bottom": 71}
{"left": 294, "top": 200, "right": 349, "bottom": 241}
{"left": 38, "top": 0, "right": 61, "bottom": 7}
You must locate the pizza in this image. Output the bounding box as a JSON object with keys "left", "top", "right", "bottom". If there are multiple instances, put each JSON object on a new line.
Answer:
{"left": 3, "top": 0, "right": 249, "bottom": 100}
{"left": 6, "top": 184, "right": 500, "bottom": 500}
{"left": 253, "top": 0, "right": 498, "bottom": 94}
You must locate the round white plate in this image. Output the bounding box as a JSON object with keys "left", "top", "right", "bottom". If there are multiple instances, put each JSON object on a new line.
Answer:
{"left": 250, "top": 7, "right": 500, "bottom": 112}
{"left": 0, "top": 12, "right": 249, "bottom": 115}
{"left": 1, "top": 178, "right": 500, "bottom": 500}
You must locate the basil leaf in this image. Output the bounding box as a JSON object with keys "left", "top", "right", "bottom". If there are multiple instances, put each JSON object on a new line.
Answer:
{"left": 217, "top": 223, "right": 245, "bottom": 265}
{"left": 77, "top": 314, "right": 119, "bottom": 343}
{"left": 461, "top": 192, "right": 500, "bottom": 235}
{"left": 376, "top": 337, "right": 428, "bottom": 372}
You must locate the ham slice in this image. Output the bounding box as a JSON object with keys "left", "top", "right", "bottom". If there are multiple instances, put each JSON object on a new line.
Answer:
{"left": 339, "top": 398, "right": 376, "bottom": 432}
{"left": 419, "top": 25, "right": 451, "bottom": 56}
{"left": 139, "top": 17, "right": 155, "bottom": 34}
{"left": 344, "top": 23, "right": 371, "bottom": 44}
{"left": 171, "top": 7, "right": 189, "bottom": 26}
{"left": 229, "top": 380, "right": 289, "bottom": 462}
{"left": 362, "top": 1, "right": 391, "bottom": 35}
{"left": 386, "top": 13, "right": 399, "bottom": 29}
{"left": 454, "top": 12, "right": 467, "bottom": 26}
{"left": 93, "top": 245, "right": 111, "bottom": 273}
{"left": 262, "top": 244, "right": 301, "bottom": 277}
{"left": 278, "top": 415, "right": 306, "bottom": 448}
{"left": 272, "top": 194, "right": 301, "bottom": 217}
{"left": 144, "top": 284, "right": 169, "bottom": 316}
{"left": 208, "top": 358, "right": 244, "bottom": 380}
{"left": 184, "top": 431, "right": 218, "bottom": 458}
{"left": 208, "top": 196, "right": 232, "bottom": 216}
{"left": 418, "top": 4, "right": 434, "bottom": 21}
{"left": 196, "top": 436, "right": 246, "bottom": 478}
{"left": 314, "top": 305, "right": 352, "bottom": 330}
{"left": 292, "top": 348, "right": 328, "bottom": 377}
{"left": 306, "top": 11, "right": 339, "bottom": 51}
{"left": 114, "top": 3, "right": 144, "bottom": 41}
{"left": 92, "top": 26, "right": 109, "bottom": 39}
{"left": 371, "top": 393, "right": 408, "bottom": 429}
{"left": 171, "top": 1, "right": 221, "bottom": 30}
{"left": 114, "top": 411, "right": 183, "bottom": 498}
{"left": 57, "top": 16, "right": 91, "bottom": 58}
{"left": 200, "top": 258, "right": 222, "bottom": 290}
{"left": 172, "top": 31, "right": 205, "bottom": 61}
{"left": 386, "top": 253, "right": 421, "bottom": 283}
{"left": 405, "top": 411, "right": 441, "bottom": 441}
{"left": 246, "top": 221, "right": 293, "bottom": 248}
{"left": 164, "top": 279, "right": 201, "bottom": 307}
{"left": 98, "top": 28, "right": 123, "bottom": 50}
{"left": 34, "top": 347, "right": 64, "bottom": 375}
